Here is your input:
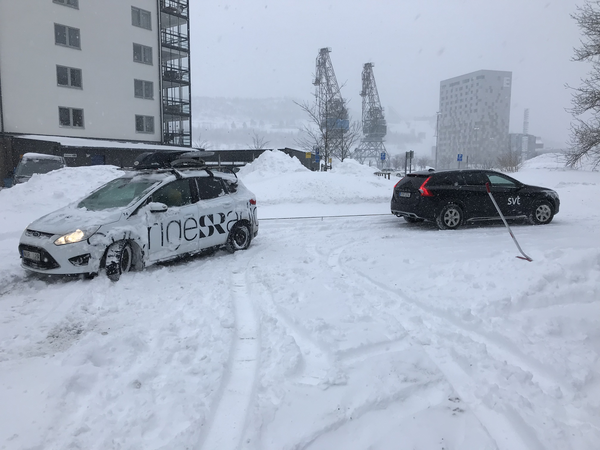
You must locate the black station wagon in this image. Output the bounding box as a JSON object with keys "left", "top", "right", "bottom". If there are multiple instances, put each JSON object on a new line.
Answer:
{"left": 391, "top": 169, "right": 560, "bottom": 230}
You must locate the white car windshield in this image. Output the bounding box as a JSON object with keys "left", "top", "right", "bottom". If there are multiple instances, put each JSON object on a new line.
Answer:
{"left": 78, "top": 177, "right": 159, "bottom": 211}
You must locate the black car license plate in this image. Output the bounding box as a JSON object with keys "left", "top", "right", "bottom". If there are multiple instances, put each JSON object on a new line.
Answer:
{"left": 22, "top": 250, "right": 41, "bottom": 261}
{"left": 400, "top": 192, "right": 411, "bottom": 198}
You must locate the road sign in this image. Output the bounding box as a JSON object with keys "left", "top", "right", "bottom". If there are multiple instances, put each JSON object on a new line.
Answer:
{"left": 381, "top": 153, "right": 386, "bottom": 161}
{"left": 305, "top": 152, "right": 311, "bottom": 159}
{"left": 457, "top": 154, "right": 463, "bottom": 162}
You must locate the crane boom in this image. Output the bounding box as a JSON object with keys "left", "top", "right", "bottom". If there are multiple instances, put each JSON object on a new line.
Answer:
{"left": 313, "top": 48, "right": 348, "bottom": 151}
{"left": 355, "top": 63, "right": 388, "bottom": 165}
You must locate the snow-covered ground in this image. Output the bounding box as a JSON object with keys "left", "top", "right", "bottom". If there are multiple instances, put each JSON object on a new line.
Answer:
{"left": 0, "top": 151, "right": 598, "bottom": 450}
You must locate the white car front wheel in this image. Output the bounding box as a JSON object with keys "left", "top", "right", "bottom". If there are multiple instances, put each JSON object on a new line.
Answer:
{"left": 105, "top": 241, "right": 133, "bottom": 281}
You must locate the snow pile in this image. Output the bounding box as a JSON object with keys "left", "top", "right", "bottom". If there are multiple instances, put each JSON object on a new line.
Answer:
{"left": 522, "top": 153, "right": 568, "bottom": 170}
{"left": 0, "top": 166, "right": 122, "bottom": 234}
{"left": 329, "top": 158, "right": 379, "bottom": 177}
{"left": 522, "top": 152, "right": 600, "bottom": 172}
{"left": 237, "top": 149, "right": 308, "bottom": 178}
{"left": 238, "top": 150, "right": 395, "bottom": 207}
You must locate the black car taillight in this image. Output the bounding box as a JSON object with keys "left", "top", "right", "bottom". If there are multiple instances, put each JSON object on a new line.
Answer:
{"left": 419, "top": 176, "right": 433, "bottom": 197}
{"left": 394, "top": 177, "right": 405, "bottom": 189}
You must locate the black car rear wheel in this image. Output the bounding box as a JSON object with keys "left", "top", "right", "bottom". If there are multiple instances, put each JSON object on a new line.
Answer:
{"left": 530, "top": 201, "right": 554, "bottom": 225}
{"left": 437, "top": 204, "right": 463, "bottom": 230}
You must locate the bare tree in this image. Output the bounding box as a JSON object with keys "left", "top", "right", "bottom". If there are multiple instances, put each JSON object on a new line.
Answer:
{"left": 415, "top": 156, "right": 432, "bottom": 170}
{"left": 295, "top": 88, "right": 352, "bottom": 169}
{"left": 334, "top": 120, "right": 362, "bottom": 162}
{"left": 248, "top": 130, "right": 270, "bottom": 150}
{"left": 390, "top": 153, "right": 404, "bottom": 170}
{"left": 294, "top": 98, "right": 333, "bottom": 169}
{"left": 192, "top": 134, "right": 210, "bottom": 150}
{"left": 496, "top": 151, "right": 521, "bottom": 172}
{"left": 568, "top": 1, "right": 600, "bottom": 169}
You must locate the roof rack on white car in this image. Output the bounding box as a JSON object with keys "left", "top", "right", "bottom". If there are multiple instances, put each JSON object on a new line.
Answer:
{"left": 132, "top": 150, "right": 214, "bottom": 170}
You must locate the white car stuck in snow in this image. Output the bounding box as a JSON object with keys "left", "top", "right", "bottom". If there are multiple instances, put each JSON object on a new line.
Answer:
{"left": 18, "top": 154, "right": 258, "bottom": 280}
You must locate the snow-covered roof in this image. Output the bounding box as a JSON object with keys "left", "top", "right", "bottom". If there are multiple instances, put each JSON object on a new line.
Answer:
{"left": 21, "top": 152, "right": 65, "bottom": 160}
{"left": 16, "top": 134, "right": 195, "bottom": 151}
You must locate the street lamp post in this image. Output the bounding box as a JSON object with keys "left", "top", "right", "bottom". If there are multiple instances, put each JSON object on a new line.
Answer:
{"left": 435, "top": 111, "right": 441, "bottom": 169}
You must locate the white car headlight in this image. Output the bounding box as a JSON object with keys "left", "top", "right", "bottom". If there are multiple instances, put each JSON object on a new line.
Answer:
{"left": 54, "top": 226, "right": 99, "bottom": 246}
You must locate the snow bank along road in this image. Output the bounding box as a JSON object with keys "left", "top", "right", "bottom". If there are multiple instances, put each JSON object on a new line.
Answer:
{"left": 0, "top": 153, "right": 598, "bottom": 449}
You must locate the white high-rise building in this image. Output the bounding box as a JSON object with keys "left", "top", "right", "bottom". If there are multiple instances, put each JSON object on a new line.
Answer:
{"left": 437, "top": 70, "right": 512, "bottom": 169}
{"left": 0, "top": 0, "right": 191, "bottom": 182}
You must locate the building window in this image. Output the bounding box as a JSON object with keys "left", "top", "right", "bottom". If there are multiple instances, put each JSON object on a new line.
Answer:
{"left": 132, "top": 7, "right": 152, "bottom": 30}
{"left": 57, "top": 66, "right": 82, "bottom": 88}
{"left": 53, "top": 0, "right": 78, "bottom": 8}
{"left": 135, "top": 115, "right": 154, "bottom": 133}
{"left": 55, "top": 24, "right": 80, "bottom": 49}
{"left": 134, "top": 79, "right": 153, "bottom": 99}
{"left": 59, "top": 107, "right": 84, "bottom": 128}
{"left": 133, "top": 43, "right": 152, "bottom": 64}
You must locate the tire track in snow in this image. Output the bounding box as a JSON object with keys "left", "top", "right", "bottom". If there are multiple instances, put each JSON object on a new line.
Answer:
{"left": 323, "top": 243, "right": 548, "bottom": 450}
{"left": 325, "top": 240, "right": 574, "bottom": 396}
{"left": 199, "top": 268, "right": 259, "bottom": 450}
{"left": 249, "top": 270, "right": 333, "bottom": 386}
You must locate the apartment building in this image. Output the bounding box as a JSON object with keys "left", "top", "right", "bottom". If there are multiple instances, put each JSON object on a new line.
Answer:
{"left": 0, "top": 0, "right": 191, "bottom": 183}
{"left": 436, "top": 70, "right": 512, "bottom": 169}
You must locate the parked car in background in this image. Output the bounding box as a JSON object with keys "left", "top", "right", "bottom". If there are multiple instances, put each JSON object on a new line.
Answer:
{"left": 391, "top": 169, "right": 560, "bottom": 230}
{"left": 18, "top": 152, "right": 258, "bottom": 281}
{"left": 12, "top": 153, "right": 67, "bottom": 185}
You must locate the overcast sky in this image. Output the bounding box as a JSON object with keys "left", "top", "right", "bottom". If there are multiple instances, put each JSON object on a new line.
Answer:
{"left": 191, "top": 0, "right": 588, "bottom": 148}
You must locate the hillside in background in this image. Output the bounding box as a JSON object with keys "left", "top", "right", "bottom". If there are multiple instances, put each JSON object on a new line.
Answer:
{"left": 192, "top": 97, "right": 436, "bottom": 159}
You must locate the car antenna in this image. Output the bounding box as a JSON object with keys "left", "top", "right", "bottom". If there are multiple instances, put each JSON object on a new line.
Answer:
{"left": 485, "top": 182, "right": 533, "bottom": 262}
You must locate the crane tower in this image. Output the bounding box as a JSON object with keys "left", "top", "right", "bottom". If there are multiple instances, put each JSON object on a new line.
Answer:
{"left": 313, "top": 48, "right": 349, "bottom": 162}
{"left": 354, "top": 63, "right": 388, "bottom": 165}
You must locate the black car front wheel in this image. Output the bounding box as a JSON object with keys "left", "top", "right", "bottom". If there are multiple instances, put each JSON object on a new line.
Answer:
{"left": 105, "top": 240, "right": 133, "bottom": 281}
{"left": 437, "top": 204, "right": 464, "bottom": 230}
{"left": 530, "top": 201, "right": 554, "bottom": 225}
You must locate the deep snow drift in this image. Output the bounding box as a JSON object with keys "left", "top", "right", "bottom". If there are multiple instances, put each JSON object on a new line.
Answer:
{"left": 0, "top": 151, "right": 598, "bottom": 450}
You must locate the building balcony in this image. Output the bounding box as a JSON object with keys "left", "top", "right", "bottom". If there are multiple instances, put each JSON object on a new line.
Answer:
{"left": 163, "top": 129, "right": 191, "bottom": 146}
{"left": 161, "top": 29, "right": 189, "bottom": 52}
{"left": 161, "top": 0, "right": 188, "bottom": 19}
{"left": 163, "top": 100, "right": 190, "bottom": 117}
{"left": 162, "top": 66, "right": 190, "bottom": 88}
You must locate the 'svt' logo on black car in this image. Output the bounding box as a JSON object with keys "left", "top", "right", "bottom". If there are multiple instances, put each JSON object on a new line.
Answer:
{"left": 508, "top": 196, "right": 521, "bottom": 205}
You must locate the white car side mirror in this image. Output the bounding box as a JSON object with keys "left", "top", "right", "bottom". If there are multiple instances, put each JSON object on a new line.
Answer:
{"left": 148, "top": 202, "right": 168, "bottom": 213}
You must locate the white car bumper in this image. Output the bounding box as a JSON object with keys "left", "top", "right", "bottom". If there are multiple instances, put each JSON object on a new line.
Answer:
{"left": 19, "top": 230, "right": 105, "bottom": 275}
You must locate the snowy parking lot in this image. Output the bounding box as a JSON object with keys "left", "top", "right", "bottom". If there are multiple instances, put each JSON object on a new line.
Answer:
{"left": 0, "top": 151, "right": 598, "bottom": 449}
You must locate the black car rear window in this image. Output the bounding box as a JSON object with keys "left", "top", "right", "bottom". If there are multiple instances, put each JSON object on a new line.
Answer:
{"left": 428, "top": 173, "right": 459, "bottom": 187}
{"left": 396, "top": 174, "right": 429, "bottom": 189}
{"left": 461, "top": 172, "right": 488, "bottom": 186}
